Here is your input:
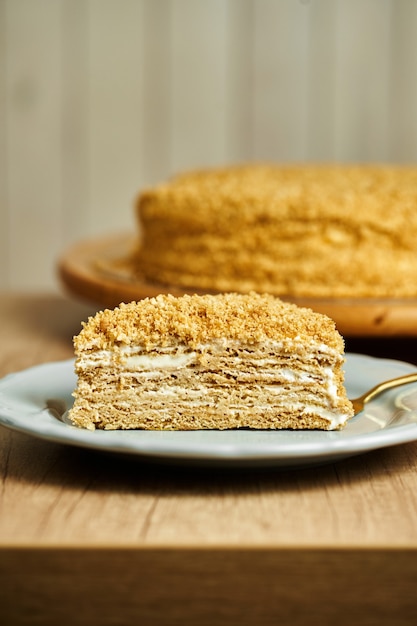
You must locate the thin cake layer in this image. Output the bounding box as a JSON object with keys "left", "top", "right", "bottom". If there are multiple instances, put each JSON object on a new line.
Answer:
{"left": 69, "top": 293, "right": 354, "bottom": 431}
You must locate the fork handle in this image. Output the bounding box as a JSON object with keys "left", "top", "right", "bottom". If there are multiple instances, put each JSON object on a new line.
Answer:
{"left": 361, "top": 372, "right": 417, "bottom": 405}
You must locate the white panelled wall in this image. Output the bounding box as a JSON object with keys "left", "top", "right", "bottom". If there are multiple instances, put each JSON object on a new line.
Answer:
{"left": 1, "top": 0, "right": 417, "bottom": 290}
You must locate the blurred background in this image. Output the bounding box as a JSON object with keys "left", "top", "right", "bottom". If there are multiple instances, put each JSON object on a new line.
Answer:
{"left": 1, "top": 0, "right": 417, "bottom": 291}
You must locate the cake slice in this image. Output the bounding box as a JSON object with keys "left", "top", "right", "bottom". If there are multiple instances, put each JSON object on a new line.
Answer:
{"left": 69, "top": 293, "right": 354, "bottom": 431}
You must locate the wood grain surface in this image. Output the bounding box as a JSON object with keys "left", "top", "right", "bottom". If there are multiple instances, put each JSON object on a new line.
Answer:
{"left": 1, "top": 294, "right": 417, "bottom": 625}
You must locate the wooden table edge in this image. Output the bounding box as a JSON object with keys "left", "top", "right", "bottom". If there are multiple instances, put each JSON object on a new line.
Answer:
{"left": 1, "top": 546, "right": 417, "bottom": 624}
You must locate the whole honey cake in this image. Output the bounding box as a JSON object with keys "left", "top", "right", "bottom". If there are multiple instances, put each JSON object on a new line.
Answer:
{"left": 69, "top": 293, "right": 354, "bottom": 431}
{"left": 135, "top": 164, "right": 417, "bottom": 298}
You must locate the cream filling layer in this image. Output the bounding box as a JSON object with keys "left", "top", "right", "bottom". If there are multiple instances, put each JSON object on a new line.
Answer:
{"left": 78, "top": 340, "right": 342, "bottom": 368}
{"left": 77, "top": 341, "right": 349, "bottom": 426}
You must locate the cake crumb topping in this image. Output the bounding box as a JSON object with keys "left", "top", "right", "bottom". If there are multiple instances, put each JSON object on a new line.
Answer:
{"left": 74, "top": 292, "right": 343, "bottom": 353}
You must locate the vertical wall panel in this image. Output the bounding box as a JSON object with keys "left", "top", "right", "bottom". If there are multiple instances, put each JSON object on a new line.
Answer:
{"left": 306, "top": 0, "right": 337, "bottom": 162}
{"left": 6, "top": 0, "right": 63, "bottom": 290}
{"left": 171, "top": 0, "right": 229, "bottom": 172}
{"left": 226, "top": 0, "right": 254, "bottom": 164}
{"left": 0, "top": 0, "right": 8, "bottom": 287}
{"left": 333, "top": 0, "right": 392, "bottom": 162}
{"left": 389, "top": 0, "right": 417, "bottom": 162}
{"left": 253, "top": 0, "right": 311, "bottom": 162}
{"left": 142, "top": 0, "right": 172, "bottom": 186}
{"left": 61, "top": 0, "right": 90, "bottom": 246}
{"left": 88, "top": 0, "right": 144, "bottom": 236}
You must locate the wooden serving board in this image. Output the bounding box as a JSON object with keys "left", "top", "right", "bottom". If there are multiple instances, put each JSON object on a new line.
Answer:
{"left": 58, "top": 233, "right": 417, "bottom": 337}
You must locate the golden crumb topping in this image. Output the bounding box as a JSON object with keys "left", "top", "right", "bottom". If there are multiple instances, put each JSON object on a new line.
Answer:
{"left": 74, "top": 292, "right": 344, "bottom": 353}
{"left": 138, "top": 164, "right": 417, "bottom": 245}
{"left": 133, "top": 164, "right": 417, "bottom": 298}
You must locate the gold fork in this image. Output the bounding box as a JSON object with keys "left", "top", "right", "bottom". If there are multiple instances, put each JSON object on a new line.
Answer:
{"left": 351, "top": 372, "right": 417, "bottom": 415}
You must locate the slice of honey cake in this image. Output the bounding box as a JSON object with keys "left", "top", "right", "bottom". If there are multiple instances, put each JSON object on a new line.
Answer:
{"left": 68, "top": 293, "right": 354, "bottom": 431}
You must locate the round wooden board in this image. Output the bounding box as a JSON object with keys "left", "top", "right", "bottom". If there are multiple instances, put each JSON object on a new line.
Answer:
{"left": 58, "top": 233, "right": 417, "bottom": 337}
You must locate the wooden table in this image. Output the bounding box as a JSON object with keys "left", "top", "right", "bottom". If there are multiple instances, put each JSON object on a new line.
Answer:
{"left": 1, "top": 294, "right": 417, "bottom": 625}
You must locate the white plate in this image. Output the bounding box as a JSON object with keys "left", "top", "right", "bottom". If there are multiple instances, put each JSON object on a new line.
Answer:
{"left": 0, "top": 354, "right": 417, "bottom": 467}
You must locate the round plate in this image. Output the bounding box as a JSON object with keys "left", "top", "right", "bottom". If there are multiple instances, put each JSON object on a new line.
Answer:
{"left": 1, "top": 354, "right": 417, "bottom": 467}
{"left": 58, "top": 234, "right": 417, "bottom": 337}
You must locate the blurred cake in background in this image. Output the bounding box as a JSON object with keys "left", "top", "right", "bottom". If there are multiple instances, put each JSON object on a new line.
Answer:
{"left": 135, "top": 164, "right": 417, "bottom": 298}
